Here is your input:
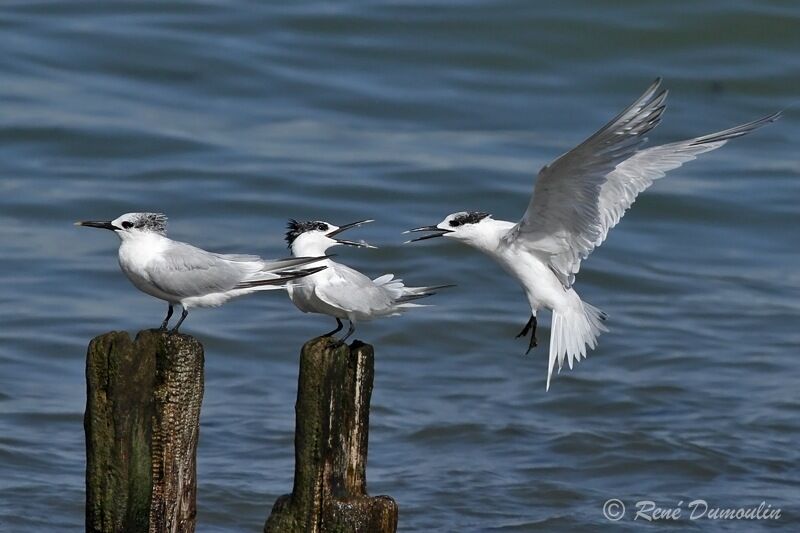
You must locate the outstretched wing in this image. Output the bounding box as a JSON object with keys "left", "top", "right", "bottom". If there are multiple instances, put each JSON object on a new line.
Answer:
{"left": 504, "top": 79, "right": 667, "bottom": 287}
{"left": 593, "top": 111, "right": 780, "bottom": 243}
{"left": 507, "top": 78, "right": 779, "bottom": 287}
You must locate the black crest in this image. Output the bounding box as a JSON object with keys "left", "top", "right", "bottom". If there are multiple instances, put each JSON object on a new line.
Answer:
{"left": 285, "top": 219, "right": 330, "bottom": 246}
{"left": 448, "top": 211, "right": 490, "bottom": 228}
{"left": 128, "top": 213, "right": 168, "bottom": 234}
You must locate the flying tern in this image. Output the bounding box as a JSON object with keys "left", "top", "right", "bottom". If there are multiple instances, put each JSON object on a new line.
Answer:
{"left": 406, "top": 79, "right": 780, "bottom": 389}
{"left": 76, "top": 212, "right": 327, "bottom": 333}
{"left": 285, "top": 219, "right": 452, "bottom": 341}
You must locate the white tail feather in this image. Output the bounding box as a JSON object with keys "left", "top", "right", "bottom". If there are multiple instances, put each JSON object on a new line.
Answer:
{"left": 373, "top": 274, "right": 451, "bottom": 309}
{"left": 546, "top": 294, "right": 608, "bottom": 390}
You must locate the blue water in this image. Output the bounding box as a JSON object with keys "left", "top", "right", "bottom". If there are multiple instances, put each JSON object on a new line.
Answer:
{"left": 1, "top": 1, "right": 798, "bottom": 531}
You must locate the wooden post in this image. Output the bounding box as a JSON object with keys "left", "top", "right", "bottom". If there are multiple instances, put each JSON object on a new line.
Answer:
{"left": 84, "top": 329, "right": 204, "bottom": 533}
{"left": 264, "top": 337, "right": 398, "bottom": 533}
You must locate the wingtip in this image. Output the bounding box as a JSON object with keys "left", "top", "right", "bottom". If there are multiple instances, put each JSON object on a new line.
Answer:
{"left": 645, "top": 77, "right": 663, "bottom": 96}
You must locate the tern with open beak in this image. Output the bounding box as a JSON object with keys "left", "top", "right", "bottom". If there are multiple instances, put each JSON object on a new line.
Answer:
{"left": 285, "top": 219, "right": 453, "bottom": 341}
{"left": 405, "top": 79, "right": 780, "bottom": 389}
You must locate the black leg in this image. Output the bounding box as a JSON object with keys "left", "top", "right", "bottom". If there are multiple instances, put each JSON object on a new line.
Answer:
{"left": 516, "top": 315, "right": 535, "bottom": 338}
{"left": 159, "top": 304, "right": 174, "bottom": 331}
{"left": 340, "top": 320, "right": 355, "bottom": 342}
{"left": 516, "top": 315, "right": 537, "bottom": 354}
{"left": 322, "top": 318, "right": 344, "bottom": 337}
{"left": 169, "top": 308, "right": 188, "bottom": 334}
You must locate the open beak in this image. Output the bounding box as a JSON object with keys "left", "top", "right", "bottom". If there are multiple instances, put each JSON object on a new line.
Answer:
{"left": 403, "top": 225, "right": 452, "bottom": 243}
{"left": 326, "top": 219, "right": 376, "bottom": 248}
{"left": 74, "top": 220, "right": 118, "bottom": 231}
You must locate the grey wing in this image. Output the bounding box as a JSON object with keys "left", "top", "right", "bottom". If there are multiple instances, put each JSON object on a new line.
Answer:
{"left": 505, "top": 79, "right": 668, "bottom": 286}
{"left": 507, "top": 78, "right": 778, "bottom": 287}
{"left": 314, "top": 263, "right": 393, "bottom": 315}
{"left": 145, "top": 241, "right": 261, "bottom": 298}
{"left": 593, "top": 111, "right": 781, "bottom": 245}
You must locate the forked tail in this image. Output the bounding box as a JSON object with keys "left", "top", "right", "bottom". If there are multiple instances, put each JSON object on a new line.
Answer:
{"left": 373, "top": 274, "right": 455, "bottom": 309}
{"left": 547, "top": 293, "right": 608, "bottom": 390}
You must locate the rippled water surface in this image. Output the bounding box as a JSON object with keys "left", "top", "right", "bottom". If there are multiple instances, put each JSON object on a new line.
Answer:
{"left": 1, "top": 1, "right": 799, "bottom": 531}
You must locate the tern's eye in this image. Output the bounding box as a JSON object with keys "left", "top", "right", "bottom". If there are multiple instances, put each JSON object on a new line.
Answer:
{"left": 317, "top": 223, "right": 328, "bottom": 231}
{"left": 449, "top": 220, "right": 460, "bottom": 227}
{"left": 121, "top": 221, "right": 134, "bottom": 229}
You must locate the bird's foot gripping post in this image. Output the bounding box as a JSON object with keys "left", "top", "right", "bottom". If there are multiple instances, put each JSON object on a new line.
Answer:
{"left": 85, "top": 329, "right": 204, "bottom": 533}
{"left": 264, "top": 336, "right": 398, "bottom": 533}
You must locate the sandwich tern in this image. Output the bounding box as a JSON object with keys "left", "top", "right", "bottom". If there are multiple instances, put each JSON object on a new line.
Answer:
{"left": 285, "top": 219, "right": 452, "bottom": 341}
{"left": 76, "top": 212, "right": 327, "bottom": 333}
{"left": 406, "top": 79, "right": 780, "bottom": 389}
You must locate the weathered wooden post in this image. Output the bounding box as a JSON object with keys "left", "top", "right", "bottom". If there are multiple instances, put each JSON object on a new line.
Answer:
{"left": 84, "top": 329, "right": 204, "bottom": 533}
{"left": 265, "top": 336, "right": 398, "bottom": 533}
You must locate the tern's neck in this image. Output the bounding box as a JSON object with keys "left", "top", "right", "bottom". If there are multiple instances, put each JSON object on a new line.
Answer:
{"left": 460, "top": 218, "right": 516, "bottom": 254}
{"left": 118, "top": 230, "right": 168, "bottom": 245}
{"left": 291, "top": 240, "right": 332, "bottom": 257}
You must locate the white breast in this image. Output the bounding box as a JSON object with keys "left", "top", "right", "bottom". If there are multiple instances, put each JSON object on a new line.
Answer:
{"left": 496, "top": 242, "right": 568, "bottom": 312}
{"left": 117, "top": 234, "right": 175, "bottom": 302}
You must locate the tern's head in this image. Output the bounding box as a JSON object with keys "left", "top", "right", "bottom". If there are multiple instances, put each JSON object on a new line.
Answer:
{"left": 76, "top": 212, "right": 168, "bottom": 240}
{"left": 405, "top": 211, "right": 493, "bottom": 247}
{"left": 285, "top": 219, "right": 375, "bottom": 256}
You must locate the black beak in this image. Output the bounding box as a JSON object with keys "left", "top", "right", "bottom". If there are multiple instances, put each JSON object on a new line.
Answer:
{"left": 403, "top": 225, "right": 452, "bottom": 243}
{"left": 327, "top": 219, "right": 376, "bottom": 248}
{"left": 75, "top": 220, "right": 118, "bottom": 231}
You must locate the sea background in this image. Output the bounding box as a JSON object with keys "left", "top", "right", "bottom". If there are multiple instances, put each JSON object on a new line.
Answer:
{"left": 1, "top": 1, "right": 798, "bottom": 531}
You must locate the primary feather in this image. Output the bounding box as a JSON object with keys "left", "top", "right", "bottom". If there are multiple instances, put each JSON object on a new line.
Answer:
{"left": 507, "top": 79, "right": 780, "bottom": 287}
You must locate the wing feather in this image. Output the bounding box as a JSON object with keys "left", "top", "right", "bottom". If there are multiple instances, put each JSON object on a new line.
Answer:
{"left": 145, "top": 242, "right": 325, "bottom": 298}
{"left": 507, "top": 77, "right": 779, "bottom": 287}
{"left": 314, "top": 263, "right": 393, "bottom": 315}
{"left": 146, "top": 242, "right": 258, "bottom": 297}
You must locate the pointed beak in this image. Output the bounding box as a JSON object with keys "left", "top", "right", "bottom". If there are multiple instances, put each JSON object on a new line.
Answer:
{"left": 75, "top": 220, "right": 118, "bottom": 231}
{"left": 403, "top": 225, "right": 452, "bottom": 243}
{"left": 326, "top": 219, "right": 376, "bottom": 248}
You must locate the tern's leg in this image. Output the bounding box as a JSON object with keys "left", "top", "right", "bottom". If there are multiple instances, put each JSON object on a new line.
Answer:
{"left": 169, "top": 307, "right": 189, "bottom": 334}
{"left": 515, "top": 315, "right": 534, "bottom": 338}
{"left": 159, "top": 304, "right": 174, "bottom": 331}
{"left": 323, "top": 318, "right": 344, "bottom": 337}
{"left": 516, "top": 315, "right": 537, "bottom": 354}
{"left": 340, "top": 320, "right": 356, "bottom": 342}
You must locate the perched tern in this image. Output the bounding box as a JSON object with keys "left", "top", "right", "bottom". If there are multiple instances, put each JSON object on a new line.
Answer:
{"left": 406, "top": 79, "right": 780, "bottom": 389}
{"left": 76, "top": 212, "right": 327, "bottom": 333}
{"left": 285, "top": 219, "right": 452, "bottom": 341}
